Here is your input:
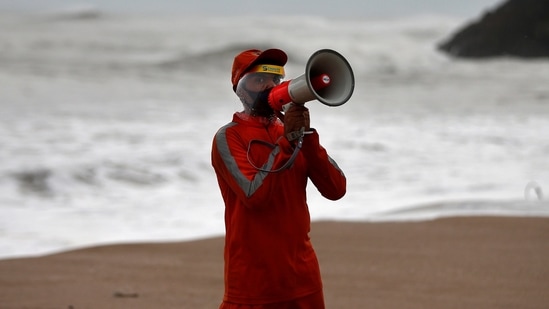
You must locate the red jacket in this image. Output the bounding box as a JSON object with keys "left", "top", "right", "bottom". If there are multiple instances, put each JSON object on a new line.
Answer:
{"left": 211, "top": 112, "right": 346, "bottom": 304}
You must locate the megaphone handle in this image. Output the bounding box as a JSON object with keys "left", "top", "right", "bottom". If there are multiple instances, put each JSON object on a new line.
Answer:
{"left": 275, "top": 110, "right": 285, "bottom": 123}
{"left": 286, "top": 127, "right": 305, "bottom": 142}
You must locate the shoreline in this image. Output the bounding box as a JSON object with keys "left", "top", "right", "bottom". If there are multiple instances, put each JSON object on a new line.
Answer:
{"left": 1, "top": 216, "right": 548, "bottom": 308}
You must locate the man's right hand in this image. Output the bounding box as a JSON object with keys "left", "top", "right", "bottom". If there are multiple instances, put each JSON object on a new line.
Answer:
{"left": 284, "top": 104, "right": 310, "bottom": 142}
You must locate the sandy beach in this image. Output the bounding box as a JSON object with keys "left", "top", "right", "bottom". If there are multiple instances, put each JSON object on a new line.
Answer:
{"left": 1, "top": 216, "right": 548, "bottom": 309}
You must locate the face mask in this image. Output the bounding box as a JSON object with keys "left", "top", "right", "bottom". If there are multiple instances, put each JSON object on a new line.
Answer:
{"left": 235, "top": 71, "right": 284, "bottom": 117}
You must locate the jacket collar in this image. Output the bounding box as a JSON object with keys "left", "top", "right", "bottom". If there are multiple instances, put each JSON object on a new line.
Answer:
{"left": 234, "top": 112, "right": 280, "bottom": 127}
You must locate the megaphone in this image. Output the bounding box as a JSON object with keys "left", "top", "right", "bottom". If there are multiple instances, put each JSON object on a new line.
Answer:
{"left": 268, "top": 49, "right": 354, "bottom": 111}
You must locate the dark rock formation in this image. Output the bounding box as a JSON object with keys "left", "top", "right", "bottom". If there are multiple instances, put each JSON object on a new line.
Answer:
{"left": 438, "top": 0, "right": 549, "bottom": 58}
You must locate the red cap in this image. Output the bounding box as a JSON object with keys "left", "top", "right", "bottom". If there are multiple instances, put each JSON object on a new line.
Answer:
{"left": 231, "top": 48, "right": 288, "bottom": 92}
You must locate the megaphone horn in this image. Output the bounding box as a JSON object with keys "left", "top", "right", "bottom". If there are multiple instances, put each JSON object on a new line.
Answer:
{"left": 268, "top": 49, "right": 355, "bottom": 111}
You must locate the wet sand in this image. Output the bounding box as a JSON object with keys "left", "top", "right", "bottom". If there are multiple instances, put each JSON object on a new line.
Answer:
{"left": 1, "top": 216, "right": 548, "bottom": 309}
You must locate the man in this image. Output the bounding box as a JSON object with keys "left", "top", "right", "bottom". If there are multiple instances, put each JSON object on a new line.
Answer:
{"left": 211, "top": 48, "right": 346, "bottom": 309}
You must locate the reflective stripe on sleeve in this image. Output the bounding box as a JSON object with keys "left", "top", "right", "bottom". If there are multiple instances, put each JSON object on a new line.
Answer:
{"left": 216, "top": 123, "right": 277, "bottom": 198}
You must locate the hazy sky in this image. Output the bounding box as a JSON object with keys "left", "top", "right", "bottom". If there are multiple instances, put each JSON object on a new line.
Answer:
{"left": 0, "top": 0, "right": 504, "bottom": 18}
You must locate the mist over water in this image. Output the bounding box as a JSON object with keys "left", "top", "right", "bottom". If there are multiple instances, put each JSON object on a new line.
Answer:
{"left": 1, "top": 9, "right": 548, "bottom": 259}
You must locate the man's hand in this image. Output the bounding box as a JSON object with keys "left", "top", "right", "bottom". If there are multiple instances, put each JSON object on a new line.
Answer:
{"left": 284, "top": 104, "right": 310, "bottom": 142}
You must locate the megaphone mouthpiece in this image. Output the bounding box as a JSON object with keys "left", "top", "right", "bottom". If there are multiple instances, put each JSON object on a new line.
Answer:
{"left": 267, "top": 80, "right": 293, "bottom": 110}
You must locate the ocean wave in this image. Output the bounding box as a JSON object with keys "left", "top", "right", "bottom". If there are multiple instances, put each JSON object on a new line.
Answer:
{"left": 153, "top": 42, "right": 309, "bottom": 73}
{"left": 41, "top": 5, "right": 105, "bottom": 21}
{"left": 370, "top": 199, "right": 549, "bottom": 221}
{"left": 155, "top": 43, "right": 261, "bottom": 71}
{"left": 10, "top": 168, "right": 54, "bottom": 196}
{"left": 1, "top": 12, "right": 548, "bottom": 260}
{"left": 0, "top": 13, "right": 464, "bottom": 80}
{"left": 5, "top": 161, "right": 191, "bottom": 200}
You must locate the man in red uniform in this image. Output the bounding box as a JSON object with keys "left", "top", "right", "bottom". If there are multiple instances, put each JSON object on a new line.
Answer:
{"left": 211, "top": 48, "right": 346, "bottom": 309}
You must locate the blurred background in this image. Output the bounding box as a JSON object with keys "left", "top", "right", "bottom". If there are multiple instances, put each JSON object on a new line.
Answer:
{"left": 1, "top": 0, "right": 548, "bottom": 259}
{"left": 0, "top": 0, "right": 503, "bottom": 17}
